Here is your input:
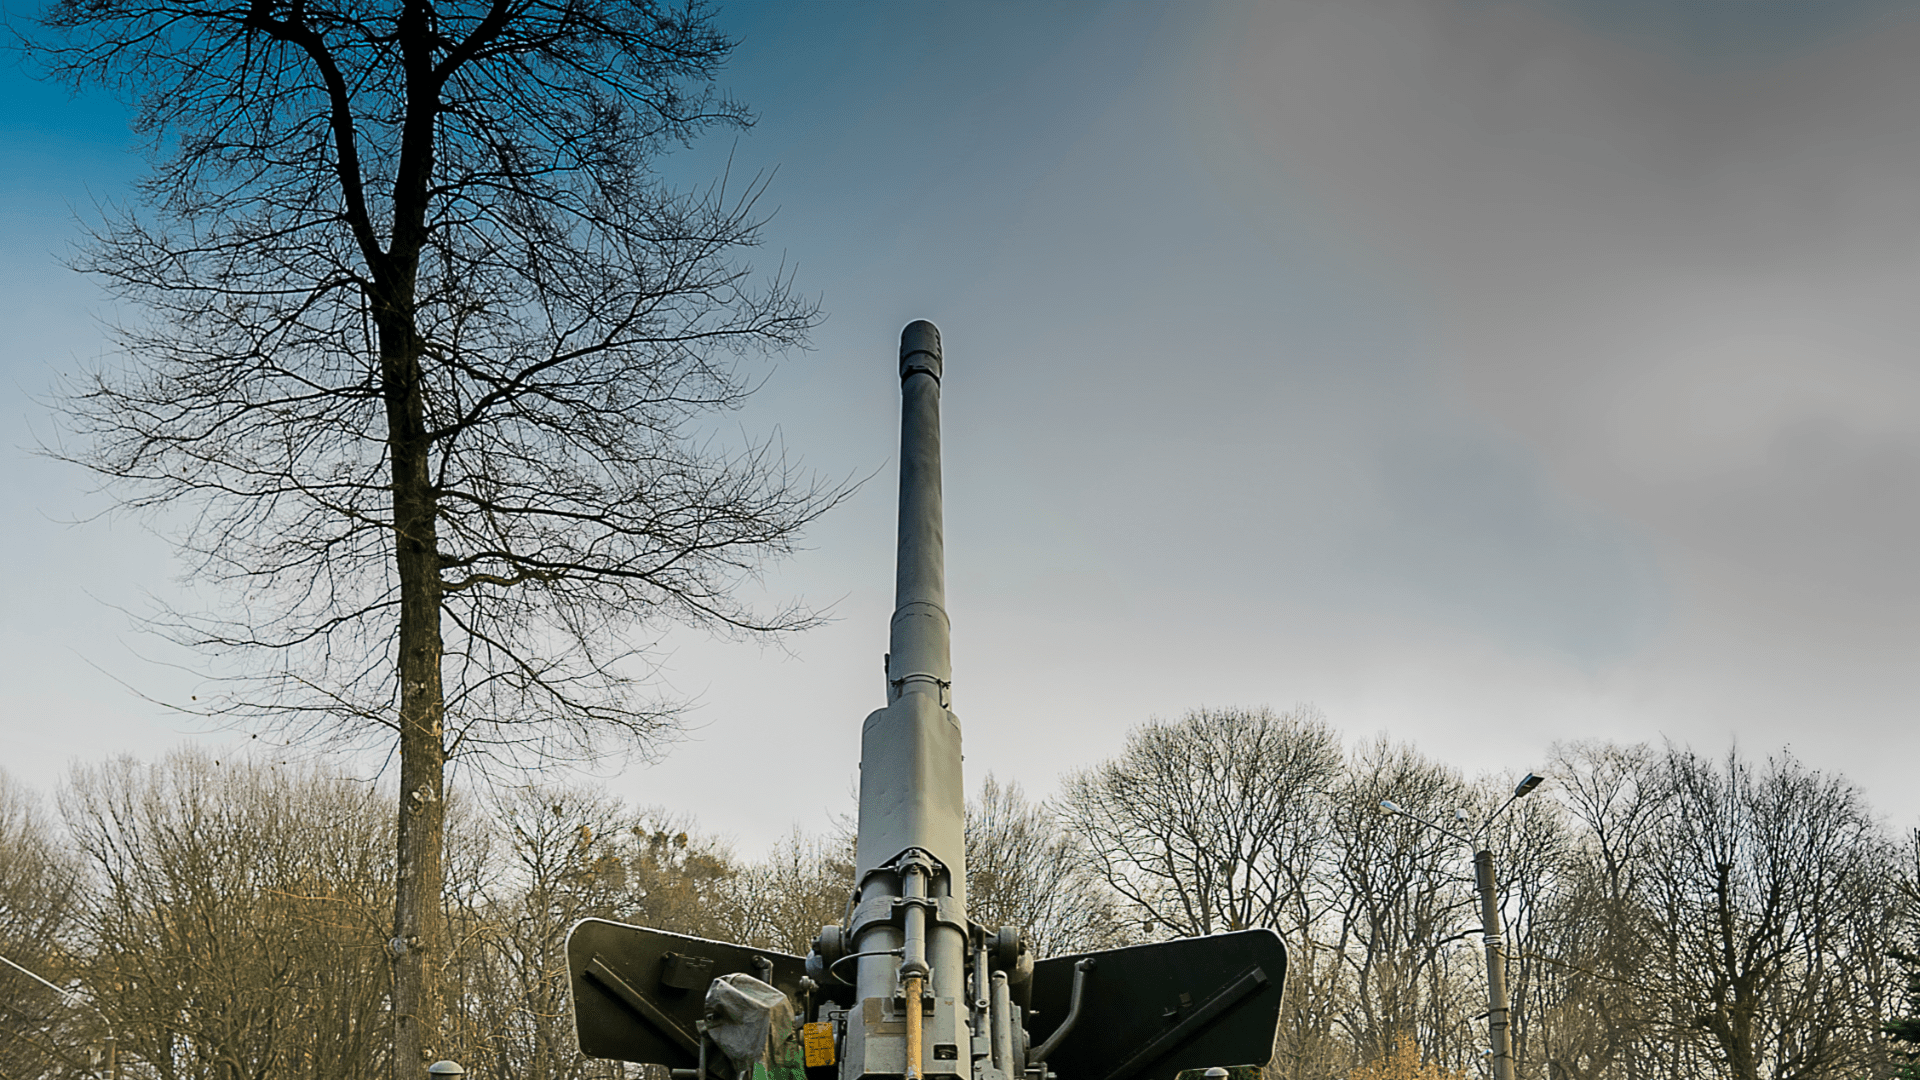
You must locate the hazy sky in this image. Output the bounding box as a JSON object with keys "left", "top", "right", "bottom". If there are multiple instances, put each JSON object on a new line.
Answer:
{"left": 4, "top": 0, "right": 1918, "bottom": 851}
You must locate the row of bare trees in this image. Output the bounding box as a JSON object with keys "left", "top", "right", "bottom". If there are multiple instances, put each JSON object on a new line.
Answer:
{"left": 3, "top": 717, "right": 1916, "bottom": 1080}
{"left": 1061, "top": 707, "right": 1920, "bottom": 1080}
{"left": 0, "top": 752, "right": 1121, "bottom": 1080}
{"left": 0, "top": 753, "right": 839, "bottom": 1080}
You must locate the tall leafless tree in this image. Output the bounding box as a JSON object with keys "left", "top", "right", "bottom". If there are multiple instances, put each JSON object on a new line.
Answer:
{"left": 27, "top": 0, "right": 839, "bottom": 1069}
{"left": 1533, "top": 740, "right": 1667, "bottom": 1080}
{"left": 1322, "top": 737, "right": 1480, "bottom": 1070}
{"left": 1647, "top": 746, "right": 1896, "bottom": 1080}
{"left": 1059, "top": 705, "right": 1341, "bottom": 938}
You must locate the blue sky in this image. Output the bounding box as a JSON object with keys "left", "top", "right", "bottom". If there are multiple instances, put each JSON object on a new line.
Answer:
{"left": 5, "top": 1, "right": 1919, "bottom": 848}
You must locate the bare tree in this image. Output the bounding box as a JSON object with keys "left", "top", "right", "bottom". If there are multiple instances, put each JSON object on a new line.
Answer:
{"left": 1060, "top": 706, "right": 1349, "bottom": 1080}
{"left": 1059, "top": 706, "right": 1341, "bottom": 938}
{"left": 0, "top": 772, "right": 86, "bottom": 1079}
{"left": 1894, "top": 828, "right": 1920, "bottom": 1080}
{"left": 1268, "top": 929, "right": 1353, "bottom": 1080}
{"left": 61, "top": 751, "right": 395, "bottom": 1080}
{"left": 28, "top": 0, "right": 840, "bottom": 1069}
{"left": 729, "top": 826, "right": 857, "bottom": 955}
{"left": 1320, "top": 738, "right": 1479, "bottom": 1071}
{"left": 447, "top": 785, "right": 622, "bottom": 1080}
{"left": 1647, "top": 746, "right": 1896, "bottom": 1080}
{"left": 964, "top": 775, "right": 1128, "bottom": 957}
{"left": 1533, "top": 741, "right": 1666, "bottom": 1080}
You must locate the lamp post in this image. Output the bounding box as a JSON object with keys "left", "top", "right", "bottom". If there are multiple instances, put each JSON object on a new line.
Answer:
{"left": 1381, "top": 772, "right": 1544, "bottom": 1080}
{"left": 0, "top": 952, "right": 117, "bottom": 1080}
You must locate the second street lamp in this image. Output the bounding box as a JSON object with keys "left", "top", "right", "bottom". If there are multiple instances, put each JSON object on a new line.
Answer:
{"left": 1381, "top": 772, "right": 1545, "bottom": 1080}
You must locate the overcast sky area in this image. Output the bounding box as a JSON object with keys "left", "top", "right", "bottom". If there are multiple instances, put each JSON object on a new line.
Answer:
{"left": 5, "top": 0, "right": 1920, "bottom": 851}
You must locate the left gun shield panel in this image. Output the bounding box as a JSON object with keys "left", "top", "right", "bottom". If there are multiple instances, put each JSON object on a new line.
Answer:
{"left": 567, "top": 917, "right": 809, "bottom": 1069}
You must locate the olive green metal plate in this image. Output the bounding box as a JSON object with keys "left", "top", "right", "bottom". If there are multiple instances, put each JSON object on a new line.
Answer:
{"left": 566, "top": 918, "right": 809, "bottom": 1069}
{"left": 1028, "top": 930, "right": 1286, "bottom": 1080}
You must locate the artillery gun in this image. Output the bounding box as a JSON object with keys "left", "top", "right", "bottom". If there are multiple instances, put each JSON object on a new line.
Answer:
{"left": 568, "top": 322, "right": 1285, "bottom": 1080}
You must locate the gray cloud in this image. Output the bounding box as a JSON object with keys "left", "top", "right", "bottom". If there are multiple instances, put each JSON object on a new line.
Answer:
{"left": 1207, "top": 0, "right": 1920, "bottom": 656}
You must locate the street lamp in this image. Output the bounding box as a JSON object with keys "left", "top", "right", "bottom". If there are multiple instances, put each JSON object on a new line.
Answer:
{"left": 0, "top": 952, "right": 117, "bottom": 1080}
{"left": 1381, "top": 772, "right": 1545, "bottom": 1080}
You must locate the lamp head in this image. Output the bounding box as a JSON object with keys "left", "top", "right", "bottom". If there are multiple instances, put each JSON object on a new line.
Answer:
{"left": 1380, "top": 799, "right": 1403, "bottom": 815}
{"left": 1514, "top": 773, "right": 1544, "bottom": 798}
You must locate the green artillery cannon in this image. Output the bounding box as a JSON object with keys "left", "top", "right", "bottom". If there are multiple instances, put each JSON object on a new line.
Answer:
{"left": 568, "top": 322, "right": 1286, "bottom": 1080}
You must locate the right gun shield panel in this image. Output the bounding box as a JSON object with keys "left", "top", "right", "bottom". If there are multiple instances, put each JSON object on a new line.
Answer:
{"left": 1026, "top": 930, "right": 1287, "bottom": 1080}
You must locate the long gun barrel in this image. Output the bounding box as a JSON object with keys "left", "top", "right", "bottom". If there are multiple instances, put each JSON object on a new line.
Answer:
{"left": 845, "top": 320, "right": 969, "bottom": 1079}
{"left": 888, "top": 319, "right": 952, "bottom": 707}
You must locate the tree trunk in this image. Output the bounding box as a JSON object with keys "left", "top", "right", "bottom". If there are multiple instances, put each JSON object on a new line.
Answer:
{"left": 384, "top": 14, "right": 443, "bottom": 1069}
{"left": 382, "top": 305, "right": 446, "bottom": 1079}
